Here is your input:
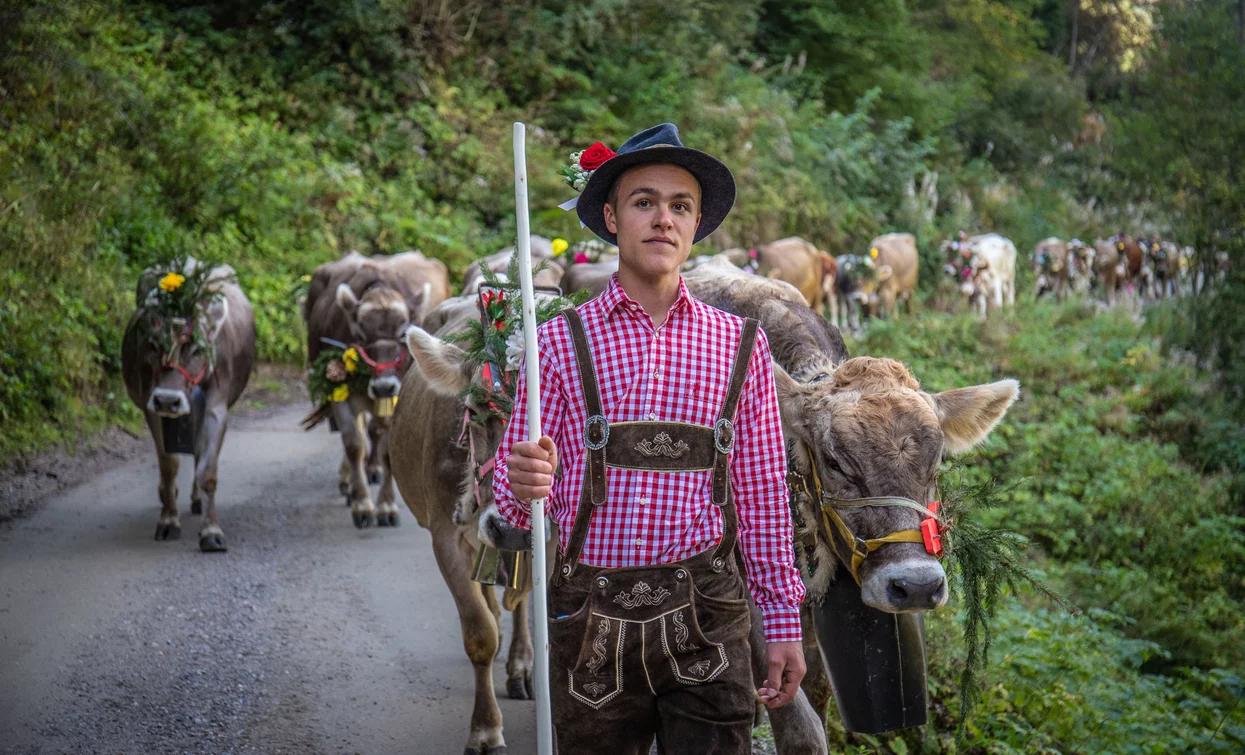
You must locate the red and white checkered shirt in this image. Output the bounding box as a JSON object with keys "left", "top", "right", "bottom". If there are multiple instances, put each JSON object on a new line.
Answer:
{"left": 493, "top": 274, "right": 804, "bottom": 642}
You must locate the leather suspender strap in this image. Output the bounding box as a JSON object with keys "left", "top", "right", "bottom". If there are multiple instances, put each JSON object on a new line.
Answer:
{"left": 558, "top": 308, "right": 607, "bottom": 582}
{"left": 708, "top": 318, "right": 759, "bottom": 572}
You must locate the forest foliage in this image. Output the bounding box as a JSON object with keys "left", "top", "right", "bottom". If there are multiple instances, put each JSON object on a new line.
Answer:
{"left": 2, "top": 1, "right": 1243, "bottom": 750}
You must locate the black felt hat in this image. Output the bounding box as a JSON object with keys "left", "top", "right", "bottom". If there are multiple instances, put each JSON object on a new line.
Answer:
{"left": 575, "top": 123, "right": 736, "bottom": 245}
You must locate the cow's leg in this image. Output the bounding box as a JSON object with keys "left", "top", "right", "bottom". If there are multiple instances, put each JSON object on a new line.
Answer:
{"left": 505, "top": 591, "right": 535, "bottom": 700}
{"left": 365, "top": 415, "right": 384, "bottom": 485}
{"left": 749, "top": 598, "right": 828, "bottom": 755}
{"left": 374, "top": 425, "right": 400, "bottom": 527}
{"left": 827, "top": 291, "right": 839, "bottom": 330}
{"left": 338, "top": 456, "right": 351, "bottom": 500}
{"left": 336, "top": 401, "right": 375, "bottom": 528}
{"left": 194, "top": 402, "right": 229, "bottom": 552}
{"left": 146, "top": 412, "right": 182, "bottom": 541}
{"left": 798, "top": 605, "right": 833, "bottom": 728}
{"left": 431, "top": 526, "right": 506, "bottom": 755}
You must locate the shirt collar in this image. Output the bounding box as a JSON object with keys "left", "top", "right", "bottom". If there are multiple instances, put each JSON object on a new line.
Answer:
{"left": 600, "top": 273, "right": 699, "bottom": 325}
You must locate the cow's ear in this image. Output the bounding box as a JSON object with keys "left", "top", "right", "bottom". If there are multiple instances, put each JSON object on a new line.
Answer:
{"left": 772, "top": 363, "right": 813, "bottom": 437}
{"left": 928, "top": 379, "right": 1019, "bottom": 453}
{"left": 876, "top": 265, "right": 893, "bottom": 282}
{"left": 406, "top": 325, "right": 472, "bottom": 395}
{"left": 203, "top": 296, "right": 230, "bottom": 341}
{"left": 335, "top": 283, "right": 359, "bottom": 321}
{"left": 407, "top": 282, "right": 431, "bottom": 326}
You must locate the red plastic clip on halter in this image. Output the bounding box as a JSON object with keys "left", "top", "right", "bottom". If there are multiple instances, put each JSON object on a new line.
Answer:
{"left": 921, "top": 500, "right": 945, "bottom": 558}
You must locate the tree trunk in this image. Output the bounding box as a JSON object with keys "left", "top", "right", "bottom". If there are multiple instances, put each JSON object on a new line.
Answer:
{"left": 1069, "top": 0, "right": 1079, "bottom": 67}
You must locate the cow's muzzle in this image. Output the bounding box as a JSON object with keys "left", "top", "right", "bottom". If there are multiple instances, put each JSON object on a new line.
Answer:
{"left": 862, "top": 559, "right": 948, "bottom": 613}
{"left": 148, "top": 388, "right": 191, "bottom": 418}
{"left": 368, "top": 376, "right": 401, "bottom": 400}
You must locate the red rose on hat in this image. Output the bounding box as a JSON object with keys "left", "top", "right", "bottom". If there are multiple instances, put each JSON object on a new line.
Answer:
{"left": 578, "top": 142, "right": 616, "bottom": 171}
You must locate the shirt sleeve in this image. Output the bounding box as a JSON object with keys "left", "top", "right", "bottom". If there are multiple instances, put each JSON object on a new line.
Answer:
{"left": 492, "top": 323, "right": 565, "bottom": 531}
{"left": 730, "top": 328, "right": 805, "bottom": 643}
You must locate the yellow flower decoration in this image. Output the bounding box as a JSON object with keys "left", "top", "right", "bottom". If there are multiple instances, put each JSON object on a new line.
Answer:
{"left": 301, "top": 274, "right": 312, "bottom": 282}
{"left": 159, "top": 273, "right": 186, "bottom": 292}
{"left": 343, "top": 347, "right": 359, "bottom": 373}
{"left": 552, "top": 238, "right": 569, "bottom": 257}
{"left": 869, "top": 247, "right": 879, "bottom": 259}
{"left": 331, "top": 384, "right": 350, "bottom": 402}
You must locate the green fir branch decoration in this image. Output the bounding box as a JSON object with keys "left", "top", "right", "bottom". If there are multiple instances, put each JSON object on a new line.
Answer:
{"left": 445, "top": 255, "right": 587, "bottom": 424}
{"left": 936, "top": 466, "right": 1075, "bottom": 737}
{"left": 136, "top": 254, "right": 234, "bottom": 370}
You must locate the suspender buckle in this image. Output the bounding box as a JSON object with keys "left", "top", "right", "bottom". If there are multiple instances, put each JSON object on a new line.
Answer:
{"left": 713, "top": 418, "right": 735, "bottom": 455}
{"left": 584, "top": 414, "right": 610, "bottom": 450}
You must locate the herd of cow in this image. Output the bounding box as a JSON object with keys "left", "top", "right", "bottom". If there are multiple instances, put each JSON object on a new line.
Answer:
{"left": 126, "top": 223, "right": 1218, "bottom": 752}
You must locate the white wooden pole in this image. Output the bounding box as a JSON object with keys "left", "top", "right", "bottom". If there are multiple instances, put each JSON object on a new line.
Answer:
{"left": 513, "top": 121, "right": 554, "bottom": 755}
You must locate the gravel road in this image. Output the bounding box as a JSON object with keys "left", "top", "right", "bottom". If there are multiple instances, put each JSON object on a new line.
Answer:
{"left": 0, "top": 403, "right": 536, "bottom": 755}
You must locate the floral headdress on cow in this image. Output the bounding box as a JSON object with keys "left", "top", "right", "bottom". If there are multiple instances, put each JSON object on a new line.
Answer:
{"left": 137, "top": 254, "right": 234, "bottom": 373}
{"left": 446, "top": 256, "right": 587, "bottom": 425}
{"left": 307, "top": 344, "right": 373, "bottom": 405}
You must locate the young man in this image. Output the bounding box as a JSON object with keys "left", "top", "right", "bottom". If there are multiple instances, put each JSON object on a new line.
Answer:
{"left": 493, "top": 123, "right": 805, "bottom": 754}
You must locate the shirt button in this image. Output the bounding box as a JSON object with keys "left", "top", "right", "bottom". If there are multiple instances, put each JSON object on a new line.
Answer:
{"left": 648, "top": 412, "right": 656, "bottom": 420}
{"left": 639, "top": 498, "right": 648, "bottom": 506}
{"left": 653, "top": 369, "right": 661, "bottom": 380}
{"left": 635, "top": 538, "right": 644, "bottom": 547}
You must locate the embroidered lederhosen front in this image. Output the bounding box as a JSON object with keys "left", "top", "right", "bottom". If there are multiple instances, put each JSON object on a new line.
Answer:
{"left": 548, "top": 309, "right": 759, "bottom": 754}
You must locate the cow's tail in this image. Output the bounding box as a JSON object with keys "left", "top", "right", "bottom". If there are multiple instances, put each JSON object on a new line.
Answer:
{"left": 300, "top": 401, "right": 332, "bottom": 431}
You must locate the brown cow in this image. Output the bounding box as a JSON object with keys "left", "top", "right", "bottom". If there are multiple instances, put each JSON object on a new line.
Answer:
{"left": 858, "top": 233, "right": 919, "bottom": 317}
{"left": 301, "top": 251, "right": 450, "bottom": 528}
{"left": 121, "top": 259, "right": 256, "bottom": 552}
{"left": 752, "top": 237, "right": 835, "bottom": 312}
{"left": 391, "top": 303, "right": 556, "bottom": 755}
{"left": 1033, "top": 237, "right": 1069, "bottom": 300}
{"left": 683, "top": 260, "right": 1017, "bottom": 745}
{"left": 1094, "top": 235, "right": 1143, "bottom": 306}
{"left": 559, "top": 256, "right": 619, "bottom": 299}
{"left": 461, "top": 236, "right": 564, "bottom": 294}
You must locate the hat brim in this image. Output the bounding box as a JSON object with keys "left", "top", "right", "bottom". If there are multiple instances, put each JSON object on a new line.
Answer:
{"left": 575, "top": 146, "right": 735, "bottom": 246}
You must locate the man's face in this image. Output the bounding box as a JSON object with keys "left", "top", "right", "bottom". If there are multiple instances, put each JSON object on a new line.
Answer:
{"left": 603, "top": 163, "right": 702, "bottom": 280}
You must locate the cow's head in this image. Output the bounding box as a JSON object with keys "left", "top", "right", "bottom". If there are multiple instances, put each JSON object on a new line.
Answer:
{"left": 143, "top": 297, "right": 230, "bottom": 418}
{"left": 404, "top": 325, "right": 518, "bottom": 544}
{"left": 775, "top": 357, "right": 1018, "bottom": 613}
{"left": 336, "top": 283, "right": 413, "bottom": 400}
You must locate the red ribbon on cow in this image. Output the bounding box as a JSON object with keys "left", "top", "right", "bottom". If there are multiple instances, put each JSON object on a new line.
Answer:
{"left": 351, "top": 343, "right": 407, "bottom": 376}
{"left": 153, "top": 318, "right": 213, "bottom": 388}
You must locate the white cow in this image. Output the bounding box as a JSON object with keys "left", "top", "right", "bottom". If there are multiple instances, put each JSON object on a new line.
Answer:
{"left": 961, "top": 233, "right": 1017, "bottom": 317}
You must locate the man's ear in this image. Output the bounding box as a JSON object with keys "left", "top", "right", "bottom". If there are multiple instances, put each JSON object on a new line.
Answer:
{"left": 603, "top": 201, "right": 618, "bottom": 235}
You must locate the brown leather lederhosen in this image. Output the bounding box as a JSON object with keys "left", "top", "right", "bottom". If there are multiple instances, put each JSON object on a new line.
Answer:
{"left": 548, "top": 309, "right": 759, "bottom": 755}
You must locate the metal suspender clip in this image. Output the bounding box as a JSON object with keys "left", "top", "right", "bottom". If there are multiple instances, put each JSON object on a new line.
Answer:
{"left": 584, "top": 414, "right": 610, "bottom": 450}
{"left": 714, "top": 418, "right": 735, "bottom": 455}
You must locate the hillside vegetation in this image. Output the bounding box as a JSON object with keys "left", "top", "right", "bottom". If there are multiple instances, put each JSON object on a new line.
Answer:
{"left": 2, "top": 1, "right": 1243, "bottom": 751}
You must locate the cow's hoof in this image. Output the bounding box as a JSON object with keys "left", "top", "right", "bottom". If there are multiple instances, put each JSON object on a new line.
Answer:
{"left": 352, "top": 510, "right": 375, "bottom": 529}
{"left": 506, "top": 674, "right": 533, "bottom": 700}
{"left": 190, "top": 500, "right": 202, "bottom": 516}
{"left": 376, "top": 510, "right": 399, "bottom": 527}
{"left": 198, "top": 532, "right": 228, "bottom": 553}
{"left": 154, "top": 520, "right": 181, "bottom": 541}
